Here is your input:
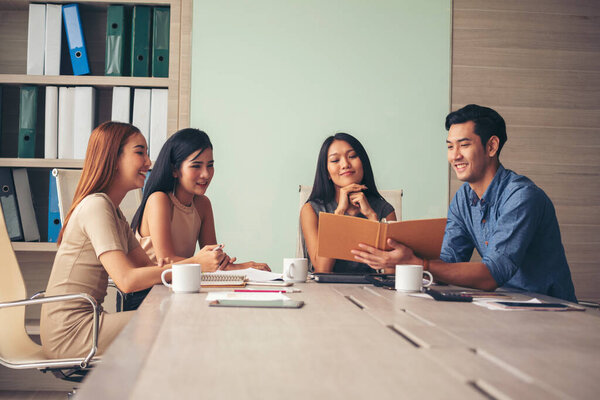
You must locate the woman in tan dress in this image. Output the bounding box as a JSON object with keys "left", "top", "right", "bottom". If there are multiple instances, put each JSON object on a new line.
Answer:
{"left": 40, "top": 122, "right": 227, "bottom": 359}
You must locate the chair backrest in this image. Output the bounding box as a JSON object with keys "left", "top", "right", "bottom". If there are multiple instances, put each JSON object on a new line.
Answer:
{"left": 0, "top": 202, "right": 40, "bottom": 360}
{"left": 295, "top": 185, "right": 403, "bottom": 258}
{"left": 52, "top": 169, "right": 143, "bottom": 225}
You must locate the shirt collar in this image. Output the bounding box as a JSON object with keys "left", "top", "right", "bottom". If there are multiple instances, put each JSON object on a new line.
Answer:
{"left": 468, "top": 164, "right": 506, "bottom": 207}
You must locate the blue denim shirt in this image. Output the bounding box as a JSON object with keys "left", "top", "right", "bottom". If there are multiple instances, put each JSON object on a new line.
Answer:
{"left": 440, "top": 165, "right": 577, "bottom": 302}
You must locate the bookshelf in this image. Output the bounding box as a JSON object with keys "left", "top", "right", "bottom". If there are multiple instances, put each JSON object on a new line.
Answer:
{"left": 0, "top": 0, "right": 193, "bottom": 319}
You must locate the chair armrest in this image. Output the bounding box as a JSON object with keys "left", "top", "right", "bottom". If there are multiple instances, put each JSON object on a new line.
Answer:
{"left": 30, "top": 291, "right": 45, "bottom": 300}
{"left": 0, "top": 293, "right": 99, "bottom": 368}
{"left": 107, "top": 278, "right": 125, "bottom": 312}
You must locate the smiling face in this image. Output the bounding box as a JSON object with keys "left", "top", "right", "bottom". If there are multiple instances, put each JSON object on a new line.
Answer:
{"left": 447, "top": 120, "right": 499, "bottom": 195}
{"left": 114, "top": 132, "right": 151, "bottom": 192}
{"left": 173, "top": 148, "right": 214, "bottom": 202}
{"left": 326, "top": 139, "right": 364, "bottom": 189}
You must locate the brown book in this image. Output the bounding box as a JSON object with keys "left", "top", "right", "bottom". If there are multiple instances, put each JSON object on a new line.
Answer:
{"left": 317, "top": 213, "right": 447, "bottom": 262}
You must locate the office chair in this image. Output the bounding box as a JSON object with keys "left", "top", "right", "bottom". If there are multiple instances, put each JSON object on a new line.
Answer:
{"left": 0, "top": 203, "right": 100, "bottom": 382}
{"left": 52, "top": 168, "right": 143, "bottom": 312}
{"left": 296, "top": 185, "right": 403, "bottom": 259}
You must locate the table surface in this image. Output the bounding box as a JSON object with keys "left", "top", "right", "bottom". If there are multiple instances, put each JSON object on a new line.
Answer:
{"left": 75, "top": 282, "right": 600, "bottom": 400}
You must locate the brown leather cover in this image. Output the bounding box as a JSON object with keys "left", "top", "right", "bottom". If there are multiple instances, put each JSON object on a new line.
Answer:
{"left": 317, "top": 213, "right": 447, "bottom": 262}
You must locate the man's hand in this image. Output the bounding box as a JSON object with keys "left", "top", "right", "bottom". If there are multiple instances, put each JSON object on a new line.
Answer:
{"left": 351, "top": 238, "right": 421, "bottom": 269}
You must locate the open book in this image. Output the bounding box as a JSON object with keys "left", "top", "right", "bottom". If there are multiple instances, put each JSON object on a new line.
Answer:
{"left": 317, "top": 213, "right": 447, "bottom": 262}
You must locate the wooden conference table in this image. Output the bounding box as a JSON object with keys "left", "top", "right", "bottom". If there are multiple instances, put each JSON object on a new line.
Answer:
{"left": 75, "top": 282, "right": 600, "bottom": 399}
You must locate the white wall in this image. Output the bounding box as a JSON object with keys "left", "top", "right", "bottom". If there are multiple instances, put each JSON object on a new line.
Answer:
{"left": 191, "top": 0, "right": 451, "bottom": 271}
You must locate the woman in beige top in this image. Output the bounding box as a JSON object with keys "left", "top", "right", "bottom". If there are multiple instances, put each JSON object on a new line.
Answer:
{"left": 40, "top": 122, "right": 226, "bottom": 359}
{"left": 127, "top": 129, "right": 269, "bottom": 310}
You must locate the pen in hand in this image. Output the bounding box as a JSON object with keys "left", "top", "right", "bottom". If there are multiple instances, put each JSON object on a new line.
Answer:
{"left": 213, "top": 244, "right": 225, "bottom": 270}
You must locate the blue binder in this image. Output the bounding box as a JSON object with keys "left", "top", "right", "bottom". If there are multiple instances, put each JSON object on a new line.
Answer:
{"left": 47, "top": 171, "right": 62, "bottom": 242}
{"left": 63, "top": 4, "right": 90, "bottom": 75}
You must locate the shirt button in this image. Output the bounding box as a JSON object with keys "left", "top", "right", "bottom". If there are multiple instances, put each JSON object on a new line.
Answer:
{"left": 485, "top": 241, "right": 489, "bottom": 246}
{"left": 482, "top": 219, "right": 486, "bottom": 223}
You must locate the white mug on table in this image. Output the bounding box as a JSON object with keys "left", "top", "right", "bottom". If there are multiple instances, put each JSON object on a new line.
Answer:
{"left": 283, "top": 258, "right": 309, "bottom": 283}
{"left": 161, "top": 263, "right": 202, "bottom": 293}
{"left": 395, "top": 264, "right": 433, "bottom": 292}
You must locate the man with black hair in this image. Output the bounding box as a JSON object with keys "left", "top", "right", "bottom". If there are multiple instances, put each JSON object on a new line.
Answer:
{"left": 352, "top": 104, "right": 577, "bottom": 302}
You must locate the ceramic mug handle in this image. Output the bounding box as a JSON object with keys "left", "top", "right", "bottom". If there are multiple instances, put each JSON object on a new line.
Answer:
{"left": 161, "top": 269, "right": 173, "bottom": 287}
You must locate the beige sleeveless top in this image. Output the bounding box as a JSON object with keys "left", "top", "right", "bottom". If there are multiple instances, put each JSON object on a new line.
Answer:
{"left": 136, "top": 192, "right": 202, "bottom": 263}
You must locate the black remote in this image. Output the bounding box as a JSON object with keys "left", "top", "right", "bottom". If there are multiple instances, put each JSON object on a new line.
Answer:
{"left": 426, "top": 288, "right": 473, "bottom": 302}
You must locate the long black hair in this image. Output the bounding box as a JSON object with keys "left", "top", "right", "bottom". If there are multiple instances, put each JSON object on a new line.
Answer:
{"left": 131, "top": 128, "right": 213, "bottom": 233}
{"left": 307, "top": 132, "right": 382, "bottom": 204}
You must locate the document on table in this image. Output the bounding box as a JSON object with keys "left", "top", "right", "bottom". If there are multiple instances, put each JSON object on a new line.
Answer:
{"left": 205, "top": 292, "right": 290, "bottom": 302}
{"left": 204, "top": 268, "right": 283, "bottom": 282}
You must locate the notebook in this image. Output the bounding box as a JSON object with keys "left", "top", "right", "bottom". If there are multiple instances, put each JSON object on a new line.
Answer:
{"left": 201, "top": 273, "right": 246, "bottom": 288}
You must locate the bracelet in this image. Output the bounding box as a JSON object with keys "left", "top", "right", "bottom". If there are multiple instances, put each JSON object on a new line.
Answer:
{"left": 422, "top": 258, "right": 430, "bottom": 271}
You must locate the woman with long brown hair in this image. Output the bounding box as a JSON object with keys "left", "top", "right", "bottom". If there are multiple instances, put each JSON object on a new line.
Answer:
{"left": 40, "top": 122, "right": 224, "bottom": 358}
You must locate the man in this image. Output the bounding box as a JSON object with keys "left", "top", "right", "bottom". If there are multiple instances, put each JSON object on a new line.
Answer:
{"left": 352, "top": 104, "right": 577, "bottom": 302}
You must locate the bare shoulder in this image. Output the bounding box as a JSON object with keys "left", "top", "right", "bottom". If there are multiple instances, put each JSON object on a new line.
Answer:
{"left": 193, "top": 195, "right": 212, "bottom": 217}
{"left": 146, "top": 191, "right": 172, "bottom": 211}
{"left": 300, "top": 202, "right": 317, "bottom": 219}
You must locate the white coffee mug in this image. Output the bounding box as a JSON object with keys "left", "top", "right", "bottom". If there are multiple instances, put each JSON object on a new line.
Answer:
{"left": 395, "top": 264, "right": 433, "bottom": 293}
{"left": 161, "top": 264, "right": 202, "bottom": 293}
{"left": 283, "top": 258, "right": 309, "bottom": 283}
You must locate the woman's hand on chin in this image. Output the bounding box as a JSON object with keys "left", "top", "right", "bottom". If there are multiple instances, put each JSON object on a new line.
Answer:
{"left": 335, "top": 183, "right": 367, "bottom": 215}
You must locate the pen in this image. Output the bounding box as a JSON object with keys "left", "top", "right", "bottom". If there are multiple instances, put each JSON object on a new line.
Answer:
{"left": 234, "top": 289, "right": 300, "bottom": 293}
{"left": 213, "top": 244, "right": 224, "bottom": 252}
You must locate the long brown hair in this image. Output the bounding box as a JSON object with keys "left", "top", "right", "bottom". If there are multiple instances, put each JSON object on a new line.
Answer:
{"left": 57, "top": 121, "right": 140, "bottom": 244}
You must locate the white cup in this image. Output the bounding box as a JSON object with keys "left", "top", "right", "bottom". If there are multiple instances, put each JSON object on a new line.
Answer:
{"left": 395, "top": 264, "right": 433, "bottom": 293}
{"left": 283, "top": 258, "right": 309, "bottom": 283}
{"left": 161, "top": 264, "right": 202, "bottom": 293}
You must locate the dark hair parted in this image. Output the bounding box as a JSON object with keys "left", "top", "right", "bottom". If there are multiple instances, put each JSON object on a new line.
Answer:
{"left": 445, "top": 104, "right": 507, "bottom": 156}
{"left": 130, "top": 128, "right": 212, "bottom": 233}
{"left": 307, "top": 132, "right": 383, "bottom": 204}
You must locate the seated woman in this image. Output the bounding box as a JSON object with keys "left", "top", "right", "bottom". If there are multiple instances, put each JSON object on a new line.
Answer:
{"left": 40, "top": 122, "right": 222, "bottom": 359}
{"left": 125, "top": 128, "right": 269, "bottom": 309}
{"left": 300, "top": 133, "right": 396, "bottom": 274}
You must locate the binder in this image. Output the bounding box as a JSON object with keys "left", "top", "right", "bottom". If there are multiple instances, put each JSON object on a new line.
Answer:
{"left": 48, "top": 171, "right": 61, "bottom": 242}
{"left": 12, "top": 168, "right": 40, "bottom": 242}
{"left": 132, "top": 88, "right": 151, "bottom": 144}
{"left": 63, "top": 4, "right": 90, "bottom": 75}
{"left": 18, "top": 86, "right": 38, "bottom": 158}
{"left": 149, "top": 89, "right": 168, "bottom": 160}
{"left": 131, "top": 6, "right": 152, "bottom": 77}
{"left": 317, "top": 213, "right": 447, "bottom": 262}
{"left": 105, "top": 5, "right": 131, "bottom": 76}
{"left": 152, "top": 7, "right": 170, "bottom": 78}
{"left": 45, "top": 86, "right": 58, "bottom": 158}
{"left": 112, "top": 87, "right": 131, "bottom": 123}
{"left": 58, "top": 87, "right": 74, "bottom": 159}
{"left": 0, "top": 168, "right": 23, "bottom": 241}
{"left": 27, "top": 4, "right": 46, "bottom": 75}
{"left": 45, "top": 4, "right": 62, "bottom": 76}
{"left": 73, "top": 87, "right": 96, "bottom": 159}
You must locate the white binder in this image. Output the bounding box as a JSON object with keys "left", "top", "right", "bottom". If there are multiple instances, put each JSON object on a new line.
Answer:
{"left": 44, "top": 4, "right": 62, "bottom": 76}
{"left": 44, "top": 86, "right": 58, "bottom": 159}
{"left": 73, "top": 86, "right": 96, "bottom": 160}
{"left": 58, "top": 87, "right": 74, "bottom": 159}
{"left": 132, "top": 88, "right": 151, "bottom": 146}
{"left": 27, "top": 4, "right": 46, "bottom": 75}
{"left": 12, "top": 168, "right": 40, "bottom": 242}
{"left": 150, "top": 89, "right": 168, "bottom": 160}
{"left": 112, "top": 87, "right": 131, "bottom": 123}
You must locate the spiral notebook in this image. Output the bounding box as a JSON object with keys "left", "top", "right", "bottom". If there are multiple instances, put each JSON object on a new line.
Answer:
{"left": 201, "top": 273, "right": 247, "bottom": 288}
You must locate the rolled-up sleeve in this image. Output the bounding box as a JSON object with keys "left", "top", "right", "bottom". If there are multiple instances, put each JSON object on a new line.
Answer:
{"left": 482, "top": 186, "right": 544, "bottom": 286}
{"left": 440, "top": 196, "right": 474, "bottom": 263}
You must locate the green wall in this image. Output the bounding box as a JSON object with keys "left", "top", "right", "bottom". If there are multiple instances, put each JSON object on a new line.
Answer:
{"left": 190, "top": 0, "right": 451, "bottom": 272}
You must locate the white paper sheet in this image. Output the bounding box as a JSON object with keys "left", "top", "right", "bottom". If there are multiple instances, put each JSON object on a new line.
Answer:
{"left": 205, "top": 292, "right": 290, "bottom": 302}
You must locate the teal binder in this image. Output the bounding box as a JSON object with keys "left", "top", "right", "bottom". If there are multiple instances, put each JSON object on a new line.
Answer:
{"left": 152, "top": 7, "right": 170, "bottom": 78}
{"left": 18, "top": 86, "right": 38, "bottom": 158}
{"left": 105, "top": 5, "right": 131, "bottom": 76}
{"left": 48, "top": 171, "right": 61, "bottom": 242}
{"left": 131, "top": 6, "right": 151, "bottom": 77}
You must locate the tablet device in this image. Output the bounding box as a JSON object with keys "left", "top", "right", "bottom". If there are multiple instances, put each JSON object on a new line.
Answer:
{"left": 312, "top": 273, "right": 372, "bottom": 284}
{"left": 209, "top": 299, "right": 304, "bottom": 308}
{"left": 496, "top": 302, "right": 568, "bottom": 309}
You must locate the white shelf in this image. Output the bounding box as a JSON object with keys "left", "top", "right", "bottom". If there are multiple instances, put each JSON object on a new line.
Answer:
{"left": 0, "top": 158, "right": 84, "bottom": 168}
{"left": 12, "top": 242, "right": 58, "bottom": 252}
{"left": 0, "top": 74, "right": 169, "bottom": 88}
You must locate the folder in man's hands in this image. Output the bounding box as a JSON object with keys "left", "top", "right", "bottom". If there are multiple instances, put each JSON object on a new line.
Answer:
{"left": 316, "top": 213, "right": 447, "bottom": 262}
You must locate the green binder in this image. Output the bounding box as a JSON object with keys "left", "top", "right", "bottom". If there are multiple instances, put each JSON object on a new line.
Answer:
{"left": 18, "top": 86, "right": 38, "bottom": 158}
{"left": 152, "top": 7, "right": 170, "bottom": 78}
{"left": 131, "top": 6, "right": 151, "bottom": 77}
{"left": 105, "top": 5, "right": 131, "bottom": 76}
